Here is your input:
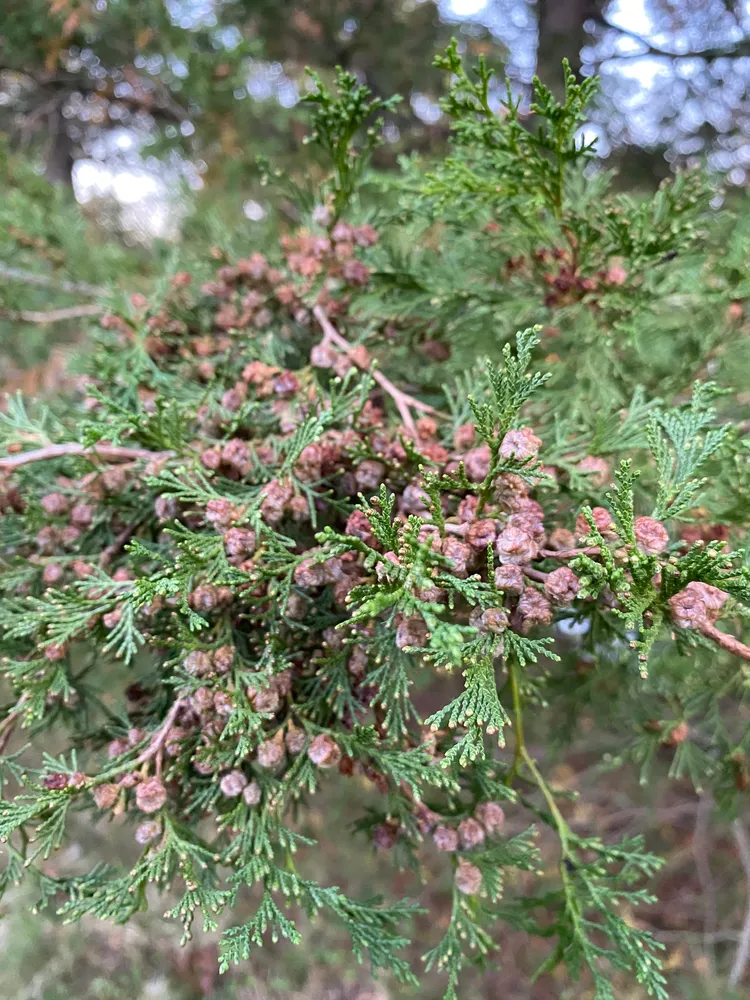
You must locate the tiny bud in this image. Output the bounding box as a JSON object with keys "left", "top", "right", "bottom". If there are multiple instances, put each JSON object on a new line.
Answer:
{"left": 257, "top": 732, "right": 286, "bottom": 770}
{"left": 433, "top": 825, "right": 459, "bottom": 852}
{"left": 665, "top": 721, "right": 690, "bottom": 745}
{"left": 633, "top": 516, "right": 669, "bottom": 555}
{"left": 372, "top": 822, "right": 399, "bottom": 850}
{"left": 307, "top": 733, "right": 342, "bottom": 769}
{"left": 547, "top": 527, "right": 576, "bottom": 551}
{"left": 220, "top": 770, "right": 248, "bottom": 797}
{"left": 455, "top": 858, "right": 483, "bottom": 896}
{"left": 93, "top": 783, "right": 119, "bottom": 809}
{"left": 458, "top": 817, "right": 486, "bottom": 850}
{"left": 108, "top": 738, "right": 130, "bottom": 758}
{"left": 395, "top": 615, "right": 428, "bottom": 650}
{"left": 70, "top": 503, "right": 94, "bottom": 528}
{"left": 453, "top": 423, "right": 476, "bottom": 451}
{"left": 154, "top": 496, "right": 179, "bottom": 522}
{"left": 189, "top": 584, "right": 220, "bottom": 613}
{"left": 285, "top": 724, "right": 307, "bottom": 755}
{"left": 183, "top": 650, "right": 212, "bottom": 676}
{"left": 42, "top": 563, "right": 64, "bottom": 586}
{"left": 243, "top": 780, "right": 262, "bottom": 806}
{"left": 135, "top": 777, "right": 167, "bottom": 814}
{"left": 101, "top": 466, "right": 129, "bottom": 494}
{"left": 496, "top": 525, "right": 538, "bottom": 566}
{"left": 499, "top": 427, "right": 542, "bottom": 462}
{"left": 475, "top": 801, "right": 505, "bottom": 835}
{"left": 463, "top": 444, "right": 491, "bottom": 482}
{"left": 466, "top": 519, "right": 497, "bottom": 551}
{"left": 576, "top": 507, "right": 615, "bottom": 540}
{"left": 135, "top": 821, "right": 161, "bottom": 845}
{"left": 43, "top": 773, "right": 69, "bottom": 790}
{"left": 669, "top": 581, "right": 729, "bottom": 630}
{"left": 477, "top": 607, "right": 508, "bottom": 635}
{"left": 212, "top": 645, "right": 235, "bottom": 674}
{"left": 40, "top": 493, "right": 69, "bottom": 516}
{"left": 544, "top": 567, "right": 580, "bottom": 606}
{"left": 205, "top": 498, "right": 241, "bottom": 529}
{"left": 517, "top": 589, "right": 552, "bottom": 632}
{"left": 494, "top": 564, "right": 525, "bottom": 595}
{"left": 577, "top": 456, "right": 610, "bottom": 488}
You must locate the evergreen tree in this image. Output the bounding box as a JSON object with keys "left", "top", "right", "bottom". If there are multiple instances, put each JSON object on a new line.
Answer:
{"left": 1, "top": 48, "right": 750, "bottom": 1000}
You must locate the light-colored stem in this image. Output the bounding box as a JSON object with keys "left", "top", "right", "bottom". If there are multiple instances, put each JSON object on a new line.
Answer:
{"left": 701, "top": 623, "right": 750, "bottom": 663}
{"left": 523, "top": 566, "right": 548, "bottom": 583}
{"left": 1, "top": 304, "right": 102, "bottom": 324}
{"left": 539, "top": 546, "right": 600, "bottom": 560}
{"left": 693, "top": 794, "right": 717, "bottom": 976}
{"left": 0, "top": 442, "right": 171, "bottom": 471}
{"left": 730, "top": 818, "right": 750, "bottom": 988}
{"left": 133, "top": 697, "right": 187, "bottom": 768}
{"left": 99, "top": 523, "right": 140, "bottom": 567}
{"left": 0, "top": 262, "right": 106, "bottom": 297}
{"left": 312, "top": 304, "right": 443, "bottom": 437}
{"left": 0, "top": 693, "right": 30, "bottom": 755}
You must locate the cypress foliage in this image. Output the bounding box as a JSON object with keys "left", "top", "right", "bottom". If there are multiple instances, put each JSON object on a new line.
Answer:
{"left": 1, "top": 49, "right": 749, "bottom": 999}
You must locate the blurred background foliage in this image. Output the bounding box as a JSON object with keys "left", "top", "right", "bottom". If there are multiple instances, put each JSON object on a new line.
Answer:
{"left": 4, "top": 2, "right": 750, "bottom": 998}
{"left": 3, "top": 0, "right": 750, "bottom": 376}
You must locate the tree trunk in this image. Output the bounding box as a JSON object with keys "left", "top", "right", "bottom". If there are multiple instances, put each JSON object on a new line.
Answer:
{"left": 536, "top": 0, "right": 604, "bottom": 81}
{"left": 43, "top": 111, "right": 75, "bottom": 186}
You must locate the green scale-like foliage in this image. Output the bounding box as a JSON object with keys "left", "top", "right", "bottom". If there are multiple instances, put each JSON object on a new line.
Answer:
{"left": 0, "top": 48, "right": 750, "bottom": 1000}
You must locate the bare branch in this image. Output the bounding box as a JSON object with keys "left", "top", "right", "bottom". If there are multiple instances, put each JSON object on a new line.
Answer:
{"left": 701, "top": 623, "right": 750, "bottom": 663}
{"left": 539, "top": 546, "right": 600, "bottom": 560}
{"left": 0, "top": 442, "right": 171, "bottom": 471}
{"left": 523, "top": 567, "right": 549, "bottom": 583}
{"left": 730, "top": 818, "right": 750, "bottom": 988}
{"left": 0, "top": 304, "right": 102, "bottom": 324}
{"left": 133, "top": 698, "right": 187, "bottom": 768}
{"left": 0, "top": 694, "right": 29, "bottom": 755}
{"left": 693, "top": 794, "right": 717, "bottom": 976}
{"left": 0, "top": 262, "right": 106, "bottom": 297}
{"left": 100, "top": 522, "right": 141, "bottom": 568}
{"left": 312, "top": 304, "right": 444, "bottom": 437}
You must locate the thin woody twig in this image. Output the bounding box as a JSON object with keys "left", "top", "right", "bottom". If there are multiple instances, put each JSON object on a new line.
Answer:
{"left": 0, "top": 442, "right": 171, "bottom": 471}
{"left": 134, "top": 697, "right": 187, "bottom": 769}
{"left": 539, "top": 546, "right": 600, "bottom": 560}
{"left": 693, "top": 793, "right": 717, "bottom": 976}
{"left": 100, "top": 522, "right": 140, "bottom": 568}
{"left": 523, "top": 566, "right": 548, "bottom": 583}
{"left": 0, "top": 262, "right": 106, "bottom": 297}
{"left": 701, "top": 623, "right": 750, "bottom": 663}
{"left": 0, "top": 693, "right": 29, "bottom": 755}
{"left": 729, "top": 818, "right": 750, "bottom": 988}
{"left": 0, "top": 304, "right": 102, "bottom": 324}
{"left": 0, "top": 715, "right": 19, "bottom": 756}
{"left": 312, "top": 304, "right": 443, "bottom": 437}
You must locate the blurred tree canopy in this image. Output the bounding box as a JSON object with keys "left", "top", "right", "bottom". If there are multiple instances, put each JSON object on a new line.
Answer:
{"left": 4, "top": 0, "right": 750, "bottom": 197}
{"left": 0, "top": 0, "right": 469, "bottom": 189}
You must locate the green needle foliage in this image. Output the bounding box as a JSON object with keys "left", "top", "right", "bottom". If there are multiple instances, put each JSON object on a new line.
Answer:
{"left": 1, "top": 45, "right": 750, "bottom": 1000}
